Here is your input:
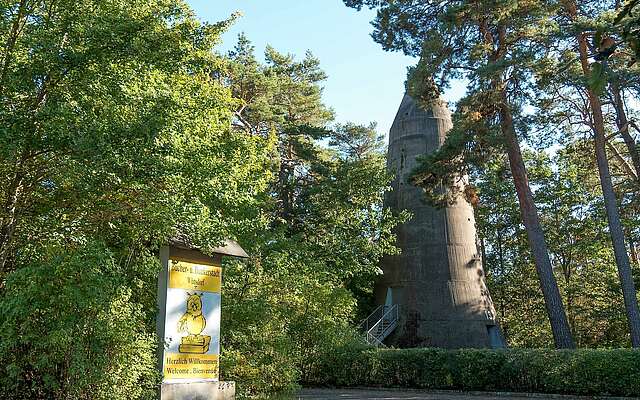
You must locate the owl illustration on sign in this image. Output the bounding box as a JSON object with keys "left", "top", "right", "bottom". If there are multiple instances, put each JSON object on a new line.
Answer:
{"left": 177, "top": 293, "right": 211, "bottom": 354}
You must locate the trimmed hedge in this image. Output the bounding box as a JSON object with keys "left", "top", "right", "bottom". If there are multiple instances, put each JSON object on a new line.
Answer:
{"left": 305, "top": 347, "right": 640, "bottom": 397}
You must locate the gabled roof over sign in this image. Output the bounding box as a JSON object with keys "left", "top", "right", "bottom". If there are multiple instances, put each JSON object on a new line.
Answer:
{"left": 169, "top": 235, "right": 249, "bottom": 258}
{"left": 211, "top": 239, "right": 249, "bottom": 258}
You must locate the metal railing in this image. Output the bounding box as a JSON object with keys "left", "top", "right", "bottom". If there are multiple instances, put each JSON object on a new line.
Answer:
{"left": 358, "top": 305, "right": 384, "bottom": 333}
{"left": 358, "top": 304, "right": 399, "bottom": 347}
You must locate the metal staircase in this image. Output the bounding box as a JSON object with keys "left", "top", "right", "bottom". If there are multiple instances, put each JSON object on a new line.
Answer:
{"left": 358, "top": 304, "right": 399, "bottom": 347}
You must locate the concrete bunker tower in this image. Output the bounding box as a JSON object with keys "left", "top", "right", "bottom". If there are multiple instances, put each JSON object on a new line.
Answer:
{"left": 375, "top": 94, "right": 503, "bottom": 348}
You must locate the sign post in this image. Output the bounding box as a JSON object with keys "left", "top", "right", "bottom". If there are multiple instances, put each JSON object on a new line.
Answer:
{"left": 158, "top": 238, "right": 247, "bottom": 400}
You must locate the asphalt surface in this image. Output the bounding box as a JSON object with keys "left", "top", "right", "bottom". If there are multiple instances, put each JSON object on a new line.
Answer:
{"left": 285, "top": 388, "right": 631, "bottom": 400}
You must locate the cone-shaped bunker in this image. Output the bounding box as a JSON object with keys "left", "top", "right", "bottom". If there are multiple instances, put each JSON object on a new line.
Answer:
{"left": 376, "top": 94, "right": 504, "bottom": 348}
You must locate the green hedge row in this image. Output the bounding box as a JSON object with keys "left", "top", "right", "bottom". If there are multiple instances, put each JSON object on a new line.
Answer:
{"left": 305, "top": 347, "right": 640, "bottom": 397}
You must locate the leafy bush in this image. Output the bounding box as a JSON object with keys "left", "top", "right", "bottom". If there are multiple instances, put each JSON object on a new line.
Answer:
{"left": 306, "top": 347, "right": 640, "bottom": 397}
{"left": 219, "top": 256, "right": 364, "bottom": 399}
{"left": 0, "top": 242, "right": 159, "bottom": 400}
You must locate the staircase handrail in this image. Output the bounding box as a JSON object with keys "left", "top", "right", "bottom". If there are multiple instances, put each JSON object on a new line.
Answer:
{"left": 358, "top": 305, "right": 384, "bottom": 333}
{"left": 366, "top": 304, "right": 398, "bottom": 341}
{"left": 364, "top": 330, "right": 385, "bottom": 347}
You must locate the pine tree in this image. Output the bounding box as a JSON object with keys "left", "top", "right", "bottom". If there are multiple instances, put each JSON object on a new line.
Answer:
{"left": 344, "top": 0, "right": 576, "bottom": 348}
{"left": 548, "top": 0, "right": 640, "bottom": 347}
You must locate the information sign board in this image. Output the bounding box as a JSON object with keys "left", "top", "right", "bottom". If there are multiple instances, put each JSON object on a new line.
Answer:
{"left": 162, "top": 260, "right": 221, "bottom": 382}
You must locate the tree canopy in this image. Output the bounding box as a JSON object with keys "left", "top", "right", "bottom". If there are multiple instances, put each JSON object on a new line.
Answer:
{"left": 0, "top": 2, "right": 406, "bottom": 398}
{"left": 1, "top": 0, "right": 639, "bottom": 398}
{"left": 345, "top": 0, "right": 640, "bottom": 348}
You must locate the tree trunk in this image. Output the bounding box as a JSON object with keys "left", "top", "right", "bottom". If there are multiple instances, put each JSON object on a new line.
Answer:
{"left": 590, "top": 98, "right": 640, "bottom": 347}
{"left": 496, "top": 229, "right": 504, "bottom": 275}
{"left": 609, "top": 81, "right": 640, "bottom": 179}
{"left": 629, "top": 238, "right": 639, "bottom": 268}
{"left": 278, "top": 141, "right": 294, "bottom": 222}
{"left": 573, "top": 29, "right": 640, "bottom": 347}
{"left": 0, "top": 173, "right": 23, "bottom": 276}
{"left": 476, "top": 16, "right": 574, "bottom": 348}
{"left": 0, "top": 0, "right": 29, "bottom": 94}
{"left": 498, "top": 91, "right": 575, "bottom": 349}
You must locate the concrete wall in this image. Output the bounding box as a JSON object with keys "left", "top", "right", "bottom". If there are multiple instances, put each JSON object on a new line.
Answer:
{"left": 377, "top": 95, "right": 502, "bottom": 349}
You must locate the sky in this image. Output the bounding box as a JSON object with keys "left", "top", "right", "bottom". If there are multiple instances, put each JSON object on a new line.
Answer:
{"left": 186, "top": 0, "right": 467, "bottom": 136}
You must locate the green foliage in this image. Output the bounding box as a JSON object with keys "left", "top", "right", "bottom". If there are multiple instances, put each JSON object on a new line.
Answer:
{"left": 0, "top": 1, "right": 273, "bottom": 397}
{"left": 0, "top": 241, "right": 159, "bottom": 400}
{"left": 220, "top": 256, "right": 361, "bottom": 396}
{"left": 411, "top": 92, "right": 503, "bottom": 206}
{"left": 343, "top": 0, "right": 556, "bottom": 203}
{"left": 588, "top": 62, "right": 607, "bottom": 95}
{"left": 476, "top": 148, "right": 633, "bottom": 348}
{"left": 0, "top": 0, "right": 271, "bottom": 275}
{"left": 346, "top": 0, "right": 640, "bottom": 350}
{"left": 330, "top": 122, "right": 385, "bottom": 160}
{"left": 0, "top": 2, "right": 406, "bottom": 394}
{"left": 615, "top": 0, "right": 640, "bottom": 61}
{"left": 308, "top": 347, "right": 640, "bottom": 397}
{"left": 218, "top": 37, "right": 407, "bottom": 397}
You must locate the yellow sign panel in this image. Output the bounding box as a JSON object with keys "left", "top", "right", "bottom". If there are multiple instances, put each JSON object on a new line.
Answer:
{"left": 169, "top": 261, "right": 221, "bottom": 292}
{"left": 164, "top": 259, "right": 221, "bottom": 382}
{"left": 163, "top": 353, "right": 219, "bottom": 380}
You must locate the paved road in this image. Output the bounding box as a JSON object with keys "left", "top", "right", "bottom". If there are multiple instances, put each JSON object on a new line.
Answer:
{"left": 286, "top": 388, "right": 620, "bottom": 400}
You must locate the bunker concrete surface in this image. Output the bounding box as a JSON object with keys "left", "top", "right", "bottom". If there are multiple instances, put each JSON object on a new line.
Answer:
{"left": 376, "top": 94, "right": 503, "bottom": 349}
